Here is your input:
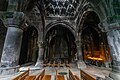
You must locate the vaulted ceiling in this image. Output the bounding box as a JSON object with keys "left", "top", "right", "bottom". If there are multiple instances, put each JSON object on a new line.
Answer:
{"left": 0, "top": 0, "right": 119, "bottom": 31}
{"left": 43, "top": 0, "right": 80, "bottom": 18}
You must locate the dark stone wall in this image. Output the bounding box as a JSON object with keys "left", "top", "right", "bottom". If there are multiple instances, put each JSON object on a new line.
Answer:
{"left": 0, "top": 0, "right": 8, "bottom": 11}
{"left": 0, "top": 21, "right": 7, "bottom": 60}
{"left": 19, "top": 31, "right": 29, "bottom": 65}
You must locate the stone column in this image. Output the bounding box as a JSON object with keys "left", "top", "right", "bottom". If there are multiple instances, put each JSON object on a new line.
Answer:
{"left": 1, "top": 27, "right": 23, "bottom": 67}
{"left": 76, "top": 40, "right": 83, "bottom": 62}
{"left": 107, "top": 29, "right": 120, "bottom": 80}
{"left": 35, "top": 41, "right": 44, "bottom": 67}
{"left": 76, "top": 33, "right": 86, "bottom": 69}
{"left": 0, "top": 12, "right": 25, "bottom": 75}
{"left": 76, "top": 33, "right": 83, "bottom": 61}
{"left": 34, "top": 22, "right": 44, "bottom": 67}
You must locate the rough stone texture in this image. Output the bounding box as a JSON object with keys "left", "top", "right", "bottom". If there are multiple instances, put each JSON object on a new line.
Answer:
{"left": 76, "top": 33, "right": 86, "bottom": 69}
{"left": 0, "top": 0, "right": 8, "bottom": 11}
{"left": 109, "top": 72, "right": 120, "bottom": 80}
{"left": 1, "top": 27, "right": 23, "bottom": 67}
{"left": 3, "top": 12, "right": 25, "bottom": 28}
{"left": 0, "top": 0, "right": 119, "bottom": 77}
{"left": 0, "top": 65, "right": 19, "bottom": 75}
{"left": 107, "top": 29, "right": 120, "bottom": 80}
{"left": 107, "top": 30, "right": 120, "bottom": 65}
{"left": 76, "top": 33, "right": 83, "bottom": 62}
{"left": 0, "top": 23, "right": 7, "bottom": 60}
{"left": 105, "top": 76, "right": 113, "bottom": 80}
{"left": 35, "top": 41, "right": 43, "bottom": 67}
{"left": 77, "top": 45, "right": 83, "bottom": 62}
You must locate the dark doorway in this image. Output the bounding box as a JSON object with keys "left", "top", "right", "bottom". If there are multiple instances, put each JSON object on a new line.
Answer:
{"left": 19, "top": 26, "right": 38, "bottom": 65}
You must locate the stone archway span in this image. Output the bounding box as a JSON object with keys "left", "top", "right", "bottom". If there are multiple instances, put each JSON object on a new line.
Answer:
{"left": 44, "top": 21, "right": 75, "bottom": 40}
{"left": 78, "top": 10, "right": 101, "bottom": 32}
{"left": 44, "top": 21, "right": 77, "bottom": 63}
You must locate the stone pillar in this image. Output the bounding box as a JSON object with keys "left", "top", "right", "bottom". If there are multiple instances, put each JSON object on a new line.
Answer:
{"left": 107, "top": 29, "right": 120, "bottom": 80}
{"left": 76, "top": 33, "right": 86, "bottom": 69}
{"left": 75, "top": 33, "right": 82, "bottom": 61}
{"left": 35, "top": 41, "right": 44, "bottom": 67}
{"left": 1, "top": 27, "right": 23, "bottom": 67}
{"left": 76, "top": 40, "right": 83, "bottom": 62}
{"left": 0, "top": 12, "right": 25, "bottom": 75}
{"left": 34, "top": 22, "right": 44, "bottom": 67}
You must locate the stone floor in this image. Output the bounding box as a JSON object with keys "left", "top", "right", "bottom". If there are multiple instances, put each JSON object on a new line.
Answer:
{"left": 0, "top": 63, "right": 111, "bottom": 80}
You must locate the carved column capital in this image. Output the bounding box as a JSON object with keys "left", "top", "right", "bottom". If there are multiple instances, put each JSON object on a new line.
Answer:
{"left": 3, "top": 12, "right": 28, "bottom": 30}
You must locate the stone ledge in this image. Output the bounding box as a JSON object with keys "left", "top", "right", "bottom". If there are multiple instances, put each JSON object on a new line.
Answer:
{"left": 0, "top": 65, "right": 20, "bottom": 75}
{"left": 77, "top": 62, "right": 86, "bottom": 69}
{"left": 105, "top": 76, "right": 113, "bottom": 80}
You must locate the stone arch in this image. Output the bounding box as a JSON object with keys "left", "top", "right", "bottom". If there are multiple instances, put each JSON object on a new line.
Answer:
{"left": 44, "top": 21, "right": 76, "bottom": 63}
{"left": 76, "top": 0, "right": 110, "bottom": 33}
{"left": 44, "top": 21, "right": 75, "bottom": 40}
{"left": 79, "top": 10, "right": 110, "bottom": 66}
{"left": 78, "top": 10, "right": 101, "bottom": 32}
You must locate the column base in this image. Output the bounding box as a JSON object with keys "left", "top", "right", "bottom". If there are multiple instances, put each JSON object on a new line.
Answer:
{"left": 77, "top": 61, "right": 86, "bottom": 69}
{"left": 104, "top": 61, "right": 110, "bottom": 68}
{"left": 105, "top": 76, "right": 113, "bottom": 80}
{"left": 0, "top": 65, "right": 20, "bottom": 75}
{"left": 35, "top": 61, "right": 43, "bottom": 68}
{"left": 109, "top": 71, "right": 120, "bottom": 80}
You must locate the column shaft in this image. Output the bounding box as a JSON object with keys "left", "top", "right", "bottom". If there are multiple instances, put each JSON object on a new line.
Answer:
{"left": 77, "top": 45, "right": 83, "bottom": 62}
{"left": 35, "top": 41, "right": 43, "bottom": 67}
{"left": 107, "top": 30, "right": 120, "bottom": 80}
{"left": 76, "top": 33, "right": 83, "bottom": 62}
{"left": 1, "top": 27, "right": 23, "bottom": 67}
{"left": 76, "top": 33, "right": 86, "bottom": 69}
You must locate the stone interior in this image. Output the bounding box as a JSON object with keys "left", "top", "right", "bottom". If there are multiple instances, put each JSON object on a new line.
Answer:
{"left": 0, "top": 0, "right": 120, "bottom": 80}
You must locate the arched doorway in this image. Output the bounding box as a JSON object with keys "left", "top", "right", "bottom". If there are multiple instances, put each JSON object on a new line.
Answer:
{"left": 44, "top": 23, "right": 76, "bottom": 63}
{"left": 80, "top": 11, "right": 110, "bottom": 66}
{"left": 19, "top": 26, "right": 38, "bottom": 65}
{"left": 0, "top": 20, "right": 7, "bottom": 60}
